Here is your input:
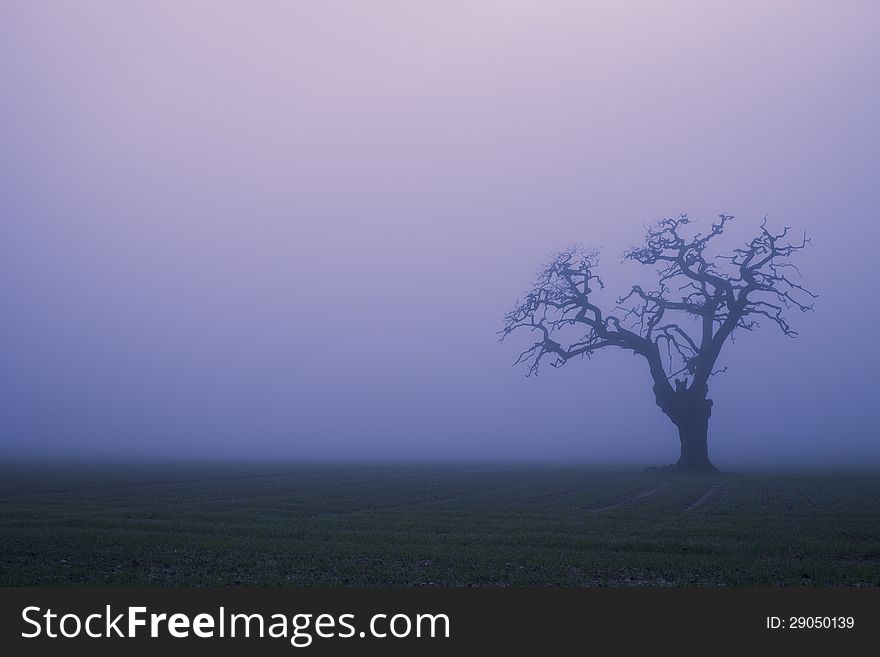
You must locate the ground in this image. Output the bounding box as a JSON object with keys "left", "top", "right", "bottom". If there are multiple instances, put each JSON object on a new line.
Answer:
{"left": 1, "top": 463, "right": 878, "bottom": 586}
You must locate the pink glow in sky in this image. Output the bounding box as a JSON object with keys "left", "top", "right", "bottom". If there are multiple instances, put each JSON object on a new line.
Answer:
{"left": 1, "top": 1, "right": 878, "bottom": 464}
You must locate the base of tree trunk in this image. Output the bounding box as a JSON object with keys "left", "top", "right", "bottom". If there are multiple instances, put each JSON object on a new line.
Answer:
{"left": 676, "top": 422, "right": 715, "bottom": 472}
{"left": 644, "top": 463, "right": 721, "bottom": 473}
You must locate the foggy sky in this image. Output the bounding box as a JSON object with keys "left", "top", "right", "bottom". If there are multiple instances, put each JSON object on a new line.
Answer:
{"left": 1, "top": 1, "right": 878, "bottom": 465}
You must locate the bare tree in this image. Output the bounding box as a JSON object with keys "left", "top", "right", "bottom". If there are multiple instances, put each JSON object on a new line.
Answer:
{"left": 500, "top": 214, "right": 815, "bottom": 470}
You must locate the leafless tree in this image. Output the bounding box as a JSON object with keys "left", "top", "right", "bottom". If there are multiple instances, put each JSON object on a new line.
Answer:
{"left": 500, "top": 214, "right": 815, "bottom": 470}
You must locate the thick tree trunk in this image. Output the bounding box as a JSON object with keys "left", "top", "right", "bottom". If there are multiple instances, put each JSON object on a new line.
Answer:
{"left": 675, "top": 417, "right": 715, "bottom": 471}
{"left": 655, "top": 380, "right": 718, "bottom": 471}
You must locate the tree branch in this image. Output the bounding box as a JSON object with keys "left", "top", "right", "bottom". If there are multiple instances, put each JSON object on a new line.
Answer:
{"left": 503, "top": 215, "right": 814, "bottom": 395}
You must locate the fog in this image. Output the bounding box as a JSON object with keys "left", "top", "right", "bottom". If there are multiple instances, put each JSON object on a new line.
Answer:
{"left": 1, "top": 1, "right": 878, "bottom": 466}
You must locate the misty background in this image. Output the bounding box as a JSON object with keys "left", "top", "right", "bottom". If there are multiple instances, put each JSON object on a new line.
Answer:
{"left": 1, "top": 1, "right": 878, "bottom": 466}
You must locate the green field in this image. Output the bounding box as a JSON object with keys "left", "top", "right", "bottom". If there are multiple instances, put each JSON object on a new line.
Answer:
{"left": 1, "top": 463, "right": 878, "bottom": 586}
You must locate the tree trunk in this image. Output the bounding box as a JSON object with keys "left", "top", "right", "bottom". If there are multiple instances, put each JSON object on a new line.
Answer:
{"left": 655, "top": 381, "right": 718, "bottom": 471}
{"left": 675, "top": 416, "right": 715, "bottom": 471}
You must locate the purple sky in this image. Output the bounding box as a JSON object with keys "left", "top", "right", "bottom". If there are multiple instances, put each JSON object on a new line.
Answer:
{"left": 1, "top": 1, "right": 878, "bottom": 465}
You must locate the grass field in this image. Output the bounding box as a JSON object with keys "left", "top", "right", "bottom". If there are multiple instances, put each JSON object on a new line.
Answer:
{"left": 1, "top": 463, "right": 878, "bottom": 586}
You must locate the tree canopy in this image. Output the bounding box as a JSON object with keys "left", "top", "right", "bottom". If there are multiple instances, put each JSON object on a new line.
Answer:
{"left": 501, "top": 214, "right": 816, "bottom": 397}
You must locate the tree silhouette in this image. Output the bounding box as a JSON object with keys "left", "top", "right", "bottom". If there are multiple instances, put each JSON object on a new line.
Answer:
{"left": 501, "top": 214, "right": 815, "bottom": 470}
